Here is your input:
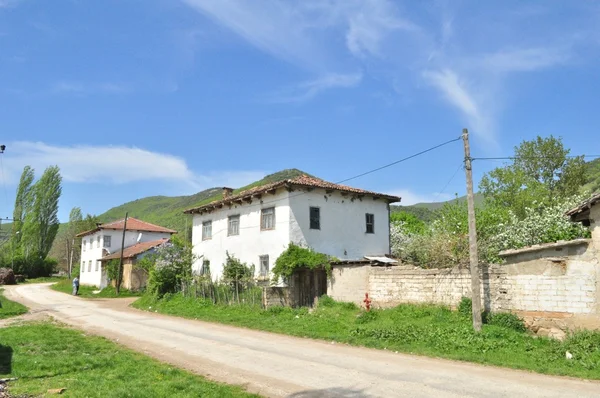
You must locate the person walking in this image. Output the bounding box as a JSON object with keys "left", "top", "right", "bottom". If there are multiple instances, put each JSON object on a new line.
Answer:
{"left": 72, "top": 276, "right": 80, "bottom": 296}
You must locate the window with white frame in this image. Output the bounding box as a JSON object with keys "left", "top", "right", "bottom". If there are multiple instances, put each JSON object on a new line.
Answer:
{"left": 95, "top": 260, "right": 99, "bottom": 272}
{"left": 96, "top": 236, "right": 100, "bottom": 248}
{"left": 202, "top": 221, "right": 212, "bottom": 240}
{"left": 261, "top": 207, "right": 275, "bottom": 230}
{"left": 365, "top": 213, "right": 375, "bottom": 234}
{"left": 259, "top": 255, "right": 269, "bottom": 277}
{"left": 81, "top": 261, "right": 85, "bottom": 272}
{"left": 103, "top": 235, "right": 111, "bottom": 248}
{"left": 83, "top": 240, "right": 87, "bottom": 252}
{"left": 88, "top": 240, "right": 92, "bottom": 250}
{"left": 201, "top": 259, "right": 210, "bottom": 275}
{"left": 309, "top": 207, "right": 320, "bottom": 230}
{"left": 228, "top": 215, "right": 240, "bottom": 236}
{"left": 88, "top": 260, "right": 92, "bottom": 272}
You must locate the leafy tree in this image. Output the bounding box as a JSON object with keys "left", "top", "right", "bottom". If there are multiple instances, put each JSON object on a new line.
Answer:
{"left": 272, "top": 243, "right": 331, "bottom": 283}
{"left": 480, "top": 136, "right": 586, "bottom": 218}
{"left": 222, "top": 252, "right": 254, "bottom": 292}
{"left": 390, "top": 211, "right": 426, "bottom": 235}
{"left": 11, "top": 166, "right": 35, "bottom": 255}
{"left": 146, "top": 236, "right": 195, "bottom": 296}
{"left": 21, "top": 166, "right": 62, "bottom": 260}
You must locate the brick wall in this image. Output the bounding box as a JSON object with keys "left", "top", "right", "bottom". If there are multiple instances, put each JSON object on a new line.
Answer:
{"left": 262, "top": 287, "right": 291, "bottom": 308}
{"left": 328, "top": 240, "right": 599, "bottom": 317}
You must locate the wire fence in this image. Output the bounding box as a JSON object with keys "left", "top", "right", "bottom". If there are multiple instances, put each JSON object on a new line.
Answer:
{"left": 181, "top": 276, "right": 265, "bottom": 308}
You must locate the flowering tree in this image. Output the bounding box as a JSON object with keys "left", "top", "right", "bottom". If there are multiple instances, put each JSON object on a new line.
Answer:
{"left": 145, "top": 237, "right": 196, "bottom": 296}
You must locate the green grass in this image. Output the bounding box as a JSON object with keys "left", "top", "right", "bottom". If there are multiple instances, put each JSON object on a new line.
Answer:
{"left": 0, "top": 322, "right": 258, "bottom": 397}
{"left": 51, "top": 278, "right": 143, "bottom": 298}
{"left": 133, "top": 294, "right": 600, "bottom": 380}
{"left": 21, "top": 276, "right": 67, "bottom": 284}
{"left": 0, "top": 288, "right": 27, "bottom": 319}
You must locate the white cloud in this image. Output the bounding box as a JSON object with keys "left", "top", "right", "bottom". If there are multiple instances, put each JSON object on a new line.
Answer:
{"left": 388, "top": 189, "right": 453, "bottom": 206}
{"left": 52, "top": 81, "right": 131, "bottom": 95}
{"left": 479, "top": 47, "right": 570, "bottom": 73}
{"left": 0, "top": 142, "right": 265, "bottom": 191}
{"left": 268, "top": 72, "right": 363, "bottom": 103}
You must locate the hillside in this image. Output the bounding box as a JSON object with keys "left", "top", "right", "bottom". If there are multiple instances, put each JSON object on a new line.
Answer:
{"left": 584, "top": 158, "right": 600, "bottom": 194}
{"left": 97, "top": 169, "right": 311, "bottom": 234}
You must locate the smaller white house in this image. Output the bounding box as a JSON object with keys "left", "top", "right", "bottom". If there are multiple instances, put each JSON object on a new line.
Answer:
{"left": 184, "top": 175, "right": 401, "bottom": 280}
{"left": 76, "top": 217, "right": 176, "bottom": 288}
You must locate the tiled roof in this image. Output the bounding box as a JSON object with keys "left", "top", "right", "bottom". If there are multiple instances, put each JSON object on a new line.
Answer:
{"left": 76, "top": 217, "right": 177, "bottom": 238}
{"left": 101, "top": 238, "right": 169, "bottom": 261}
{"left": 565, "top": 192, "right": 600, "bottom": 217}
{"left": 184, "top": 175, "right": 401, "bottom": 215}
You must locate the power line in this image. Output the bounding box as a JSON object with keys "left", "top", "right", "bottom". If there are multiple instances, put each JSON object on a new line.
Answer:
{"left": 336, "top": 136, "right": 462, "bottom": 184}
{"left": 431, "top": 162, "right": 464, "bottom": 202}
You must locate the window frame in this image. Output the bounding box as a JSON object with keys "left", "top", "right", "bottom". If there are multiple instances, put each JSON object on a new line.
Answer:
{"left": 259, "top": 255, "right": 270, "bottom": 277}
{"left": 228, "top": 214, "right": 240, "bottom": 236}
{"left": 309, "top": 206, "right": 321, "bottom": 230}
{"left": 83, "top": 240, "right": 87, "bottom": 252}
{"left": 95, "top": 260, "right": 99, "bottom": 272}
{"left": 201, "top": 259, "right": 211, "bottom": 276}
{"left": 365, "top": 213, "right": 375, "bottom": 234}
{"left": 202, "top": 220, "right": 212, "bottom": 240}
{"left": 88, "top": 260, "right": 92, "bottom": 272}
{"left": 261, "top": 207, "right": 276, "bottom": 231}
{"left": 103, "top": 235, "right": 111, "bottom": 248}
{"left": 81, "top": 261, "right": 85, "bottom": 272}
{"left": 96, "top": 236, "right": 101, "bottom": 248}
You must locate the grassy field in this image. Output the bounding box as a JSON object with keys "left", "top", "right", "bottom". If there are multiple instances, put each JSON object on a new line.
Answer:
{"left": 51, "top": 278, "right": 143, "bottom": 298}
{"left": 22, "top": 276, "right": 67, "bottom": 284}
{"left": 133, "top": 294, "right": 600, "bottom": 380}
{"left": 0, "top": 288, "right": 27, "bottom": 319}
{"left": 0, "top": 322, "right": 257, "bottom": 397}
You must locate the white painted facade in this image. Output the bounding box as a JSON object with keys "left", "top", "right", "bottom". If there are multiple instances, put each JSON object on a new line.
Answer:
{"left": 191, "top": 187, "right": 392, "bottom": 280}
{"left": 79, "top": 230, "right": 172, "bottom": 287}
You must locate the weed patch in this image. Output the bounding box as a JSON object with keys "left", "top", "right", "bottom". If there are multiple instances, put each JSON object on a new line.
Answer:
{"left": 0, "top": 289, "right": 27, "bottom": 319}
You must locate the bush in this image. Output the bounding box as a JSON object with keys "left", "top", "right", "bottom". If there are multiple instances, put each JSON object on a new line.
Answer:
{"left": 222, "top": 252, "right": 254, "bottom": 291}
{"left": 147, "top": 239, "right": 195, "bottom": 297}
{"left": 272, "top": 243, "right": 331, "bottom": 283}
{"left": 458, "top": 297, "right": 472, "bottom": 317}
{"left": 486, "top": 312, "right": 526, "bottom": 333}
{"left": 355, "top": 310, "right": 379, "bottom": 324}
{"left": 317, "top": 295, "right": 336, "bottom": 307}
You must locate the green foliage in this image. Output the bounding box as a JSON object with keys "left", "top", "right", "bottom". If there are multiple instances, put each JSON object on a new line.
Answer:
{"left": 272, "top": 243, "right": 331, "bottom": 282}
{"left": 458, "top": 297, "right": 472, "bottom": 317}
{"left": 4, "top": 256, "right": 56, "bottom": 278}
{"left": 105, "top": 259, "right": 121, "bottom": 282}
{"left": 0, "top": 288, "right": 28, "bottom": 319}
{"left": 389, "top": 211, "right": 426, "bottom": 235}
{"left": 317, "top": 295, "right": 336, "bottom": 307}
{"left": 133, "top": 296, "right": 600, "bottom": 380}
{"left": 486, "top": 312, "right": 526, "bottom": 333}
{"left": 480, "top": 136, "right": 586, "bottom": 218}
{"left": 0, "top": 322, "right": 257, "bottom": 397}
{"left": 583, "top": 158, "right": 600, "bottom": 194}
{"left": 147, "top": 237, "right": 196, "bottom": 297}
{"left": 51, "top": 278, "right": 142, "bottom": 298}
{"left": 11, "top": 166, "right": 34, "bottom": 255}
{"left": 222, "top": 252, "right": 254, "bottom": 283}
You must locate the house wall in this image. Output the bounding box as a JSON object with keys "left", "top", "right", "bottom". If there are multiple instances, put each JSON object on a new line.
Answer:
{"left": 191, "top": 188, "right": 394, "bottom": 280}
{"left": 329, "top": 240, "right": 600, "bottom": 331}
{"left": 79, "top": 230, "right": 171, "bottom": 287}
{"left": 191, "top": 189, "right": 292, "bottom": 279}
{"left": 121, "top": 260, "right": 148, "bottom": 291}
{"left": 591, "top": 205, "right": 600, "bottom": 248}
{"left": 288, "top": 189, "right": 391, "bottom": 260}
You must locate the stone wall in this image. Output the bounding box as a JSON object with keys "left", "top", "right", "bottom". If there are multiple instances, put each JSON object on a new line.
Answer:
{"left": 328, "top": 239, "right": 600, "bottom": 331}
{"left": 262, "top": 287, "right": 292, "bottom": 308}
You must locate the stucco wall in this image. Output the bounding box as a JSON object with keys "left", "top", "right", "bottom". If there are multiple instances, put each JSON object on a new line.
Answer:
{"left": 329, "top": 241, "right": 599, "bottom": 318}
{"left": 192, "top": 187, "right": 393, "bottom": 280}
{"left": 191, "top": 189, "right": 292, "bottom": 279}
{"left": 79, "top": 230, "right": 171, "bottom": 287}
{"left": 289, "top": 189, "right": 390, "bottom": 260}
{"left": 591, "top": 205, "right": 600, "bottom": 249}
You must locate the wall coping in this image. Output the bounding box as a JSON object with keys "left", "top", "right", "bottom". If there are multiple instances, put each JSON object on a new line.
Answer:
{"left": 498, "top": 238, "right": 591, "bottom": 257}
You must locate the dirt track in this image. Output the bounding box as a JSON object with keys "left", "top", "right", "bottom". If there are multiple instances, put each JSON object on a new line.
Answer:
{"left": 4, "top": 284, "right": 600, "bottom": 397}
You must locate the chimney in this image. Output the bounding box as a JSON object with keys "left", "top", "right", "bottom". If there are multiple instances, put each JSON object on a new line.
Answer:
{"left": 223, "top": 187, "right": 234, "bottom": 199}
{"left": 96, "top": 222, "right": 102, "bottom": 228}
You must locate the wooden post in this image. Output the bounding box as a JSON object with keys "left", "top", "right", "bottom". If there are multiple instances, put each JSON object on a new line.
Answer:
{"left": 116, "top": 213, "right": 128, "bottom": 295}
{"left": 462, "top": 128, "right": 483, "bottom": 332}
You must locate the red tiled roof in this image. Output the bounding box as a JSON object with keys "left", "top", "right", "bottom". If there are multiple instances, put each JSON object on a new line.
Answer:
{"left": 101, "top": 238, "right": 169, "bottom": 261}
{"left": 184, "top": 175, "right": 401, "bottom": 215}
{"left": 76, "top": 217, "right": 177, "bottom": 238}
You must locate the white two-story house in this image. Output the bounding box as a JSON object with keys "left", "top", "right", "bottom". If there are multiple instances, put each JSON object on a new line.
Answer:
{"left": 76, "top": 217, "right": 176, "bottom": 288}
{"left": 184, "top": 175, "right": 401, "bottom": 280}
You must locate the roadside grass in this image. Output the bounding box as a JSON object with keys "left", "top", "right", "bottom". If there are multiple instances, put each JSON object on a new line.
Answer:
{"left": 133, "top": 294, "right": 600, "bottom": 380}
{"left": 21, "top": 276, "right": 67, "bottom": 284}
{"left": 0, "top": 322, "right": 258, "bottom": 398}
{"left": 0, "top": 288, "right": 27, "bottom": 319}
{"left": 51, "top": 278, "right": 142, "bottom": 298}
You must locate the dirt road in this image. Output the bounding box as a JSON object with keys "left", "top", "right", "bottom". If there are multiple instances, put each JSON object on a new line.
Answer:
{"left": 5, "top": 284, "right": 600, "bottom": 397}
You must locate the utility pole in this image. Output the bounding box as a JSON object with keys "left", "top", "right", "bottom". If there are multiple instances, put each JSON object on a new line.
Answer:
{"left": 462, "top": 128, "right": 482, "bottom": 332}
{"left": 116, "top": 212, "right": 128, "bottom": 295}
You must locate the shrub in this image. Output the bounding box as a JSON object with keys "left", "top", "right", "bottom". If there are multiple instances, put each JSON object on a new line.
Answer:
{"left": 458, "top": 297, "right": 472, "bottom": 317}
{"left": 272, "top": 243, "right": 331, "bottom": 283}
{"left": 355, "top": 310, "right": 379, "bottom": 324}
{"left": 147, "top": 239, "right": 195, "bottom": 297}
{"left": 318, "top": 295, "right": 336, "bottom": 308}
{"left": 222, "top": 252, "right": 254, "bottom": 291}
{"left": 485, "top": 312, "right": 526, "bottom": 333}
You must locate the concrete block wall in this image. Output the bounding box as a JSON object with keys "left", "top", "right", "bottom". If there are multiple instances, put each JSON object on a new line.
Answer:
{"left": 328, "top": 240, "right": 599, "bottom": 318}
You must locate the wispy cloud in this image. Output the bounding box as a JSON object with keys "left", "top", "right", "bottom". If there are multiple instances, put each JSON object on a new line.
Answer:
{"left": 52, "top": 81, "right": 132, "bottom": 95}
{"left": 0, "top": 0, "right": 21, "bottom": 9}
{"left": 268, "top": 73, "right": 363, "bottom": 103}
{"left": 479, "top": 47, "right": 571, "bottom": 73}
{"left": 1, "top": 142, "right": 266, "bottom": 191}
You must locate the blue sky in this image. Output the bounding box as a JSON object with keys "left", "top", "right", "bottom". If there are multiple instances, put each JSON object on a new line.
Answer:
{"left": 1, "top": 0, "right": 599, "bottom": 221}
